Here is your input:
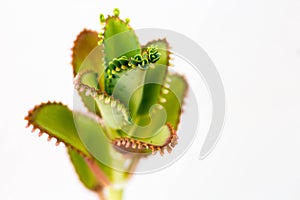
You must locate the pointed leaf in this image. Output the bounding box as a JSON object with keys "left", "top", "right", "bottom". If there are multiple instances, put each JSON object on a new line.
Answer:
{"left": 103, "top": 16, "right": 141, "bottom": 64}
{"left": 72, "top": 29, "right": 104, "bottom": 76}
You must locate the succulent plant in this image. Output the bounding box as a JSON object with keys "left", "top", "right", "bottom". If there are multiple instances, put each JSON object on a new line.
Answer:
{"left": 25, "top": 8, "right": 188, "bottom": 200}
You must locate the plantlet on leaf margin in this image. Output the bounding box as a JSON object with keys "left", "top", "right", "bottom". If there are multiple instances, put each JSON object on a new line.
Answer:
{"left": 25, "top": 8, "right": 188, "bottom": 200}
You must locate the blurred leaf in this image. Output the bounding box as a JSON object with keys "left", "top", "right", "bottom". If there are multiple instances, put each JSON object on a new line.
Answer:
{"left": 159, "top": 74, "right": 188, "bottom": 129}
{"left": 72, "top": 29, "right": 104, "bottom": 114}
{"left": 72, "top": 29, "right": 103, "bottom": 76}
{"left": 68, "top": 148, "right": 100, "bottom": 191}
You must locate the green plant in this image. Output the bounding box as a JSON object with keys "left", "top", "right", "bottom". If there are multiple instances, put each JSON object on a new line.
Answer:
{"left": 25, "top": 8, "right": 188, "bottom": 200}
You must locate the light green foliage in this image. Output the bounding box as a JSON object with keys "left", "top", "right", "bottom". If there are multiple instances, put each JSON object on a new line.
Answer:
{"left": 25, "top": 102, "right": 91, "bottom": 157}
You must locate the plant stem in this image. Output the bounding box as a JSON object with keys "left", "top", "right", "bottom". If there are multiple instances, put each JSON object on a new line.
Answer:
{"left": 126, "top": 156, "right": 140, "bottom": 179}
{"left": 108, "top": 188, "right": 124, "bottom": 200}
{"left": 98, "top": 187, "right": 124, "bottom": 200}
{"left": 97, "top": 189, "right": 105, "bottom": 200}
{"left": 85, "top": 158, "right": 110, "bottom": 187}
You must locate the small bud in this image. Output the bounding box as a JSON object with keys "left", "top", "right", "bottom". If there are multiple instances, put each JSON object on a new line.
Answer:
{"left": 159, "top": 98, "right": 167, "bottom": 103}
{"left": 113, "top": 8, "right": 120, "bottom": 17}
{"left": 99, "top": 13, "right": 105, "bottom": 23}
{"left": 162, "top": 88, "right": 169, "bottom": 94}
{"left": 111, "top": 100, "right": 116, "bottom": 107}
{"left": 99, "top": 94, "right": 104, "bottom": 100}
{"left": 104, "top": 97, "right": 111, "bottom": 104}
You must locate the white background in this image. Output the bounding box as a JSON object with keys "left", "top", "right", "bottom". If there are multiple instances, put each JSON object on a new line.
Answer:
{"left": 1, "top": 0, "right": 300, "bottom": 199}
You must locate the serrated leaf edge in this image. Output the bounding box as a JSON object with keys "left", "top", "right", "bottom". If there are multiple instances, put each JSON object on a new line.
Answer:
{"left": 100, "top": 15, "right": 141, "bottom": 68}
{"left": 67, "top": 148, "right": 103, "bottom": 191}
{"left": 157, "top": 73, "right": 188, "bottom": 130}
{"left": 74, "top": 71, "right": 131, "bottom": 127}
{"left": 142, "top": 38, "right": 172, "bottom": 67}
{"left": 71, "top": 29, "right": 100, "bottom": 77}
{"left": 112, "top": 123, "right": 178, "bottom": 156}
{"left": 25, "top": 101, "right": 91, "bottom": 159}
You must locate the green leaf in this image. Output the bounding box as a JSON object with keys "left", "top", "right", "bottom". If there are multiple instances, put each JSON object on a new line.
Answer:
{"left": 73, "top": 112, "right": 130, "bottom": 183}
{"left": 80, "top": 71, "right": 99, "bottom": 89}
{"left": 94, "top": 94, "right": 131, "bottom": 130}
{"left": 138, "top": 39, "right": 171, "bottom": 116}
{"left": 25, "top": 102, "right": 90, "bottom": 157}
{"left": 103, "top": 16, "right": 141, "bottom": 64}
{"left": 113, "top": 124, "right": 177, "bottom": 156}
{"left": 72, "top": 29, "right": 104, "bottom": 114}
{"left": 75, "top": 71, "right": 101, "bottom": 114}
{"left": 113, "top": 67, "right": 146, "bottom": 119}
{"left": 101, "top": 16, "right": 144, "bottom": 118}
{"left": 74, "top": 71, "right": 131, "bottom": 130}
{"left": 122, "top": 104, "right": 167, "bottom": 139}
{"left": 25, "top": 102, "right": 121, "bottom": 184}
{"left": 159, "top": 74, "right": 188, "bottom": 130}
{"left": 72, "top": 29, "right": 104, "bottom": 76}
{"left": 73, "top": 112, "right": 111, "bottom": 162}
{"left": 71, "top": 111, "right": 127, "bottom": 184}
{"left": 144, "top": 39, "right": 170, "bottom": 66}
{"left": 68, "top": 148, "right": 100, "bottom": 191}
{"left": 133, "top": 124, "right": 173, "bottom": 146}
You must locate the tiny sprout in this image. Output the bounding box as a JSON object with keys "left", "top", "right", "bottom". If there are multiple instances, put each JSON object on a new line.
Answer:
{"left": 99, "top": 13, "right": 105, "bottom": 23}
{"left": 113, "top": 8, "right": 120, "bottom": 17}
